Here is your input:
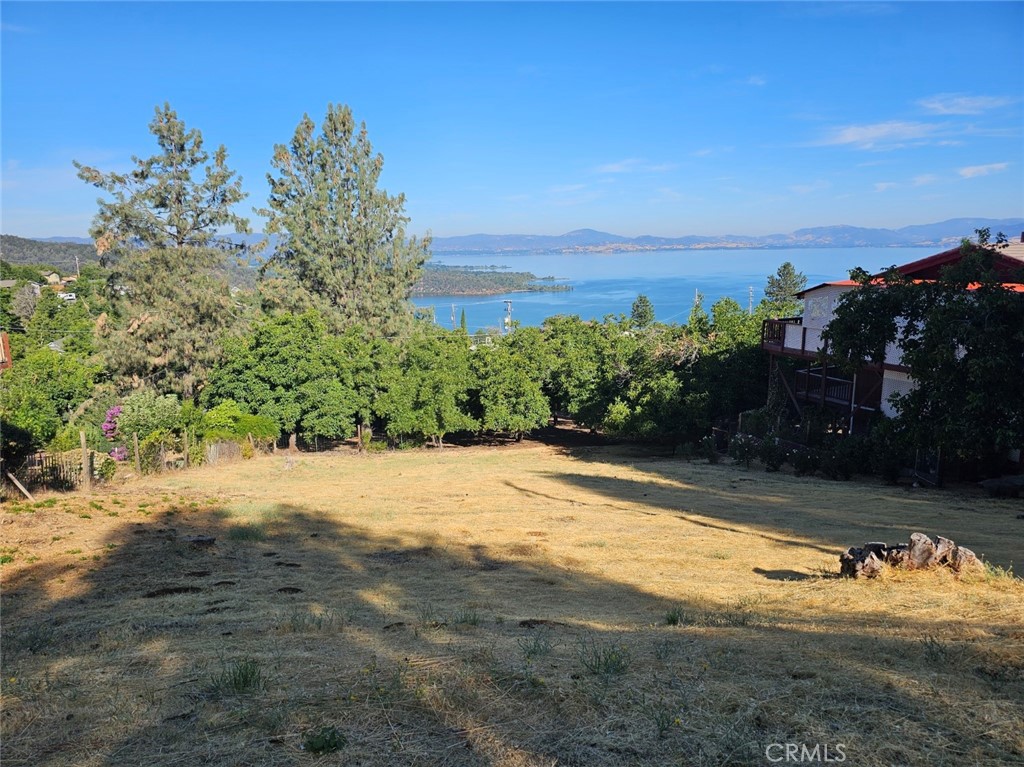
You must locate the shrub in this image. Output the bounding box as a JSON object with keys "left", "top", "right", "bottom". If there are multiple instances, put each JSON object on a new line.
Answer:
{"left": 202, "top": 400, "right": 246, "bottom": 434}
{"left": 820, "top": 436, "right": 866, "bottom": 481}
{"left": 790, "top": 446, "right": 821, "bottom": 477}
{"left": 758, "top": 436, "right": 788, "bottom": 472}
{"left": 700, "top": 435, "right": 719, "bottom": 464}
{"left": 138, "top": 429, "right": 176, "bottom": 474}
{"left": 235, "top": 414, "right": 280, "bottom": 441}
{"left": 728, "top": 433, "right": 758, "bottom": 469}
{"left": 47, "top": 425, "right": 82, "bottom": 453}
{"left": 869, "top": 419, "right": 909, "bottom": 484}
{"left": 738, "top": 409, "right": 771, "bottom": 438}
{"left": 118, "top": 390, "right": 181, "bottom": 441}
{"left": 96, "top": 457, "right": 117, "bottom": 482}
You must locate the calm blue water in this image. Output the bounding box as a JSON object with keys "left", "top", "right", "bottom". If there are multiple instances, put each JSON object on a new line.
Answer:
{"left": 412, "top": 248, "right": 931, "bottom": 333}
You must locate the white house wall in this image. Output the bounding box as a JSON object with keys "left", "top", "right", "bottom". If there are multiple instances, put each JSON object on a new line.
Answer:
{"left": 880, "top": 370, "right": 915, "bottom": 417}
{"left": 802, "top": 285, "right": 856, "bottom": 332}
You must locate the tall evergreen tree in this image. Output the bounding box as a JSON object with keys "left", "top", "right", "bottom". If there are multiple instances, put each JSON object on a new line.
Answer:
{"left": 75, "top": 104, "right": 250, "bottom": 398}
{"left": 764, "top": 261, "right": 808, "bottom": 316}
{"left": 259, "top": 104, "right": 430, "bottom": 335}
{"left": 630, "top": 294, "right": 655, "bottom": 328}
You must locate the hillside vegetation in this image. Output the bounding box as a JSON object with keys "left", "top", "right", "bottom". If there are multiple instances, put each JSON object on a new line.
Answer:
{"left": 413, "top": 264, "right": 572, "bottom": 296}
{"left": 0, "top": 235, "right": 99, "bottom": 275}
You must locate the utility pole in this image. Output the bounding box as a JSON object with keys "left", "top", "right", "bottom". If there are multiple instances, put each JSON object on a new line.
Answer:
{"left": 450, "top": 303, "right": 456, "bottom": 330}
{"left": 748, "top": 286, "right": 753, "bottom": 315}
{"left": 503, "top": 300, "right": 513, "bottom": 335}
{"left": 75, "top": 254, "right": 81, "bottom": 278}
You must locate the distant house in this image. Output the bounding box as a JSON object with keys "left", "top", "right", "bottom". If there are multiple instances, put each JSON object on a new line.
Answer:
{"left": 42, "top": 271, "right": 61, "bottom": 285}
{"left": 57, "top": 292, "right": 78, "bottom": 302}
{"left": 761, "top": 236, "right": 1024, "bottom": 435}
{"left": 0, "top": 279, "right": 17, "bottom": 290}
{"left": 0, "top": 331, "right": 11, "bottom": 371}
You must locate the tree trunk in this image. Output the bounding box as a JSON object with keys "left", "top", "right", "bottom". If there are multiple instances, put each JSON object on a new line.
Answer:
{"left": 288, "top": 433, "right": 297, "bottom": 453}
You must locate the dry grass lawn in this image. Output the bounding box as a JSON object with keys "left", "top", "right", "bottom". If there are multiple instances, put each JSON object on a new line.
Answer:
{"left": 2, "top": 433, "right": 1022, "bottom": 766}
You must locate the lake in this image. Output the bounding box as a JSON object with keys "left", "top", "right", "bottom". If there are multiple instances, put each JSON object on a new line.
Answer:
{"left": 412, "top": 247, "right": 931, "bottom": 332}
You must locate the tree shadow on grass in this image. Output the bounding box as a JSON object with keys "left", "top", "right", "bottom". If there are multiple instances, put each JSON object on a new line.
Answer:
{"left": 540, "top": 443, "right": 1021, "bottom": 569}
{"left": 1, "top": 492, "right": 1022, "bottom": 767}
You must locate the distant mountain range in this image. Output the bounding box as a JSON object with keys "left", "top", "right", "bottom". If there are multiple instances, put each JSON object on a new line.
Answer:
{"left": 8, "top": 217, "right": 1024, "bottom": 259}
{"left": 429, "top": 218, "right": 1024, "bottom": 253}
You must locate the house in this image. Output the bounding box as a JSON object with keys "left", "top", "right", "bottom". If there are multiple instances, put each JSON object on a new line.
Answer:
{"left": 42, "top": 271, "right": 61, "bottom": 285}
{"left": 0, "top": 331, "right": 11, "bottom": 371}
{"left": 761, "top": 236, "right": 1024, "bottom": 435}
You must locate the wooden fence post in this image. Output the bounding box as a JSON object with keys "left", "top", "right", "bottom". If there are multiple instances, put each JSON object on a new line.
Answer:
{"left": 80, "top": 431, "right": 91, "bottom": 493}
{"left": 133, "top": 432, "right": 142, "bottom": 473}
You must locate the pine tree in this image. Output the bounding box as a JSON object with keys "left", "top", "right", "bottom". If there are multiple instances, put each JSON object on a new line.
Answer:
{"left": 630, "top": 294, "right": 655, "bottom": 328}
{"left": 259, "top": 104, "right": 430, "bottom": 335}
{"left": 764, "top": 261, "right": 807, "bottom": 316}
{"left": 75, "top": 104, "right": 250, "bottom": 398}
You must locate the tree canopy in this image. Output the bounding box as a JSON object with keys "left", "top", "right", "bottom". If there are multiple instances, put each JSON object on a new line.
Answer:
{"left": 259, "top": 104, "right": 430, "bottom": 336}
{"left": 76, "top": 103, "right": 250, "bottom": 398}
{"left": 823, "top": 230, "right": 1024, "bottom": 467}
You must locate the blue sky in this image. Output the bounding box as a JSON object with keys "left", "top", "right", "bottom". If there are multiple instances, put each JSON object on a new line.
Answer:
{"left": 2, "top": 1, "right": 1022, "bottom": 239}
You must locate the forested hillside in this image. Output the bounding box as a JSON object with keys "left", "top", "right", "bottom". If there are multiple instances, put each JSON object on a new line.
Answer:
{"left": 0, "top": 235, "right": 99, "bottom": 275}
{"left": 413, "top": 264, "right": 572, "bottom": 296}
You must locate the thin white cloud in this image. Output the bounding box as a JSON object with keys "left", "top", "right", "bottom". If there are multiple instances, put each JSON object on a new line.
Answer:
{"left": 595, "top": 159, "right": 641, "bottom": 174}
{"left": 1, "top": 23, "right": 32, "bottom": 34}
{"left": 651, "top": 187, "right": 684, "bottom": 202}
{"left": 818, "top": 121, "right": 939, "bottom": 150}
{"left": 692, "top": 148, "right": 714, "bottom": 158}
{"left": 745, "top": 75, "right": 767, "bottom": 86}
{"left": 874, "top": 182, "right": 898, "bottom": 192}
{"left": 958, "top": 162, "right": 1009, "bottom": 178}
{"left": 788, "top": 180, "right": 831, "bottom": 195}
{"left": 912, "top": 174, "right": 939, "bottom": 186}
{"left": 594, "top": 158, "right": 674, "bottom": 174}
{"left": 918, "top": 93, "right": 1015, "bottom": 115}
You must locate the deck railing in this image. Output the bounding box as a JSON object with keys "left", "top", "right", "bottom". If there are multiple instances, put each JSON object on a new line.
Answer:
{"left": 761, "top": 318, "right": 828, "bottom": 357}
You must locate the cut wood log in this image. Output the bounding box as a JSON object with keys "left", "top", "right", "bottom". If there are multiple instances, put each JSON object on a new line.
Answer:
{"left": 840, "top": 533, "right": 985, "bottom": 578}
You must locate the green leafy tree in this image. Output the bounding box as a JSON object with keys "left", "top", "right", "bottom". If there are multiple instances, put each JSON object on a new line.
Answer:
{"left": 687, "top": 291, "right": 711, "bottom": 341}
{"left": 76, "top": 103, "right": 250, "bottom": 398}
{"left": 204, "top": 311, "right": 360, "bottom": 442}
{"left": 259, "top": 104, "right": 430, "bottom": 336}
{"left": 377, "top": 327, "right": 477, "bottom": 446}
{"left": 824, "top": 230, "right": 1024, "bottom": 469}
{"left": 25, "top": 291, "right": 95, "bottom": 355}
{"left": 0, "top": 349, "right": 99, "bottom": 450}
{"left": 630, "top": 294, "right": 655, "bottom": 328}
{"left": 473, "top": 333, "right": 550, "bottom": 439}
{"left": 764, "top": 261, "right": 807, "bottom": 316}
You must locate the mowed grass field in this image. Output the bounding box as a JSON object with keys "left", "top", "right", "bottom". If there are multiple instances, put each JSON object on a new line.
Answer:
{"left": 2, "top": 433, "right": 1022, "bottom": 766}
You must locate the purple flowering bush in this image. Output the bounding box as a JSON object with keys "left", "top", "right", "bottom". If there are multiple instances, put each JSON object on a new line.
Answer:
{"left": 102, "top": 406, "right": 122, "bottom": 440}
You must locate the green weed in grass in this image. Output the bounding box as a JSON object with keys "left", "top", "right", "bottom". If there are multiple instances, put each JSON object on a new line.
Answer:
{"left": 576, "top": 634, "right": 631, "bottom": 676}
{"left": 277, "top": 609, "right": 339, "bottom": 633}
{"left": 451, "top": 607, "right": 481, "bottom": 626}
{"left": 208, "top": 658, "right": 267, "bottom": 696}
{"left": 227, "top": 523, "right": 266, "bottom": 542}
{"left": 517, "top": 630, "right": 555, "bottom": 660}
{"left": 302, "top": 725, "right": 347, "bottom": 755}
